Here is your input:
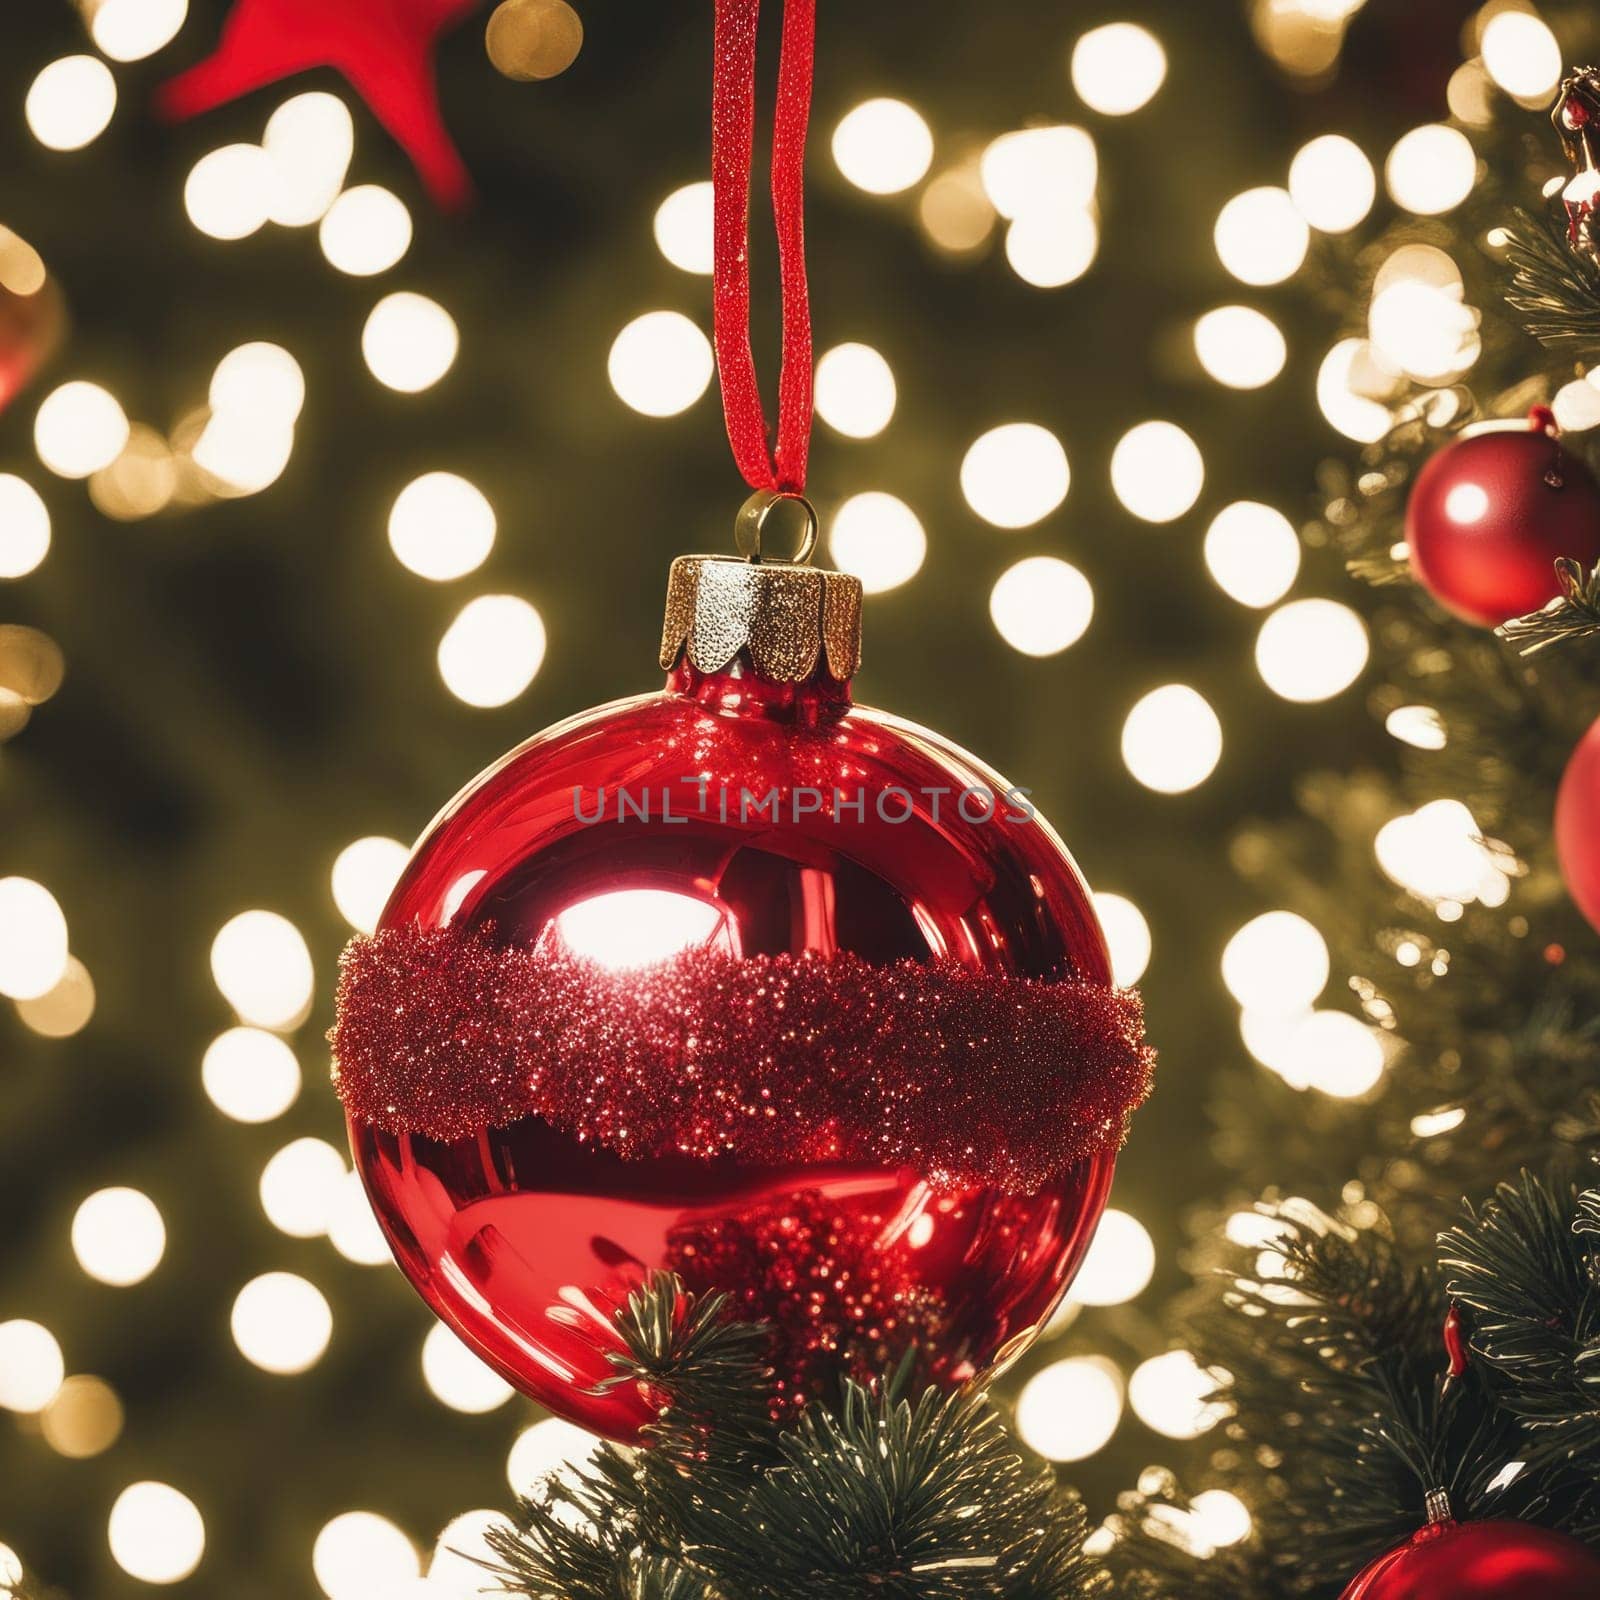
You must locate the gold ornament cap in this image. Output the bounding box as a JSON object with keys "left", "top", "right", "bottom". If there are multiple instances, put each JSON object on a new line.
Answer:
{"left": 659, "top": 492, "right": 863, "bottom": 683}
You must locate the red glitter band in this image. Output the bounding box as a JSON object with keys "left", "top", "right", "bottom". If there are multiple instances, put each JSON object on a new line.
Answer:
{"left": 330, "top": 926, "right": 1154, "bottom": 1194}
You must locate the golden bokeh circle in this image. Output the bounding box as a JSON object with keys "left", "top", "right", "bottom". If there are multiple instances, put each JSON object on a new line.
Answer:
{"left": 486, "top": 0, "right": 584, "bottom": 82}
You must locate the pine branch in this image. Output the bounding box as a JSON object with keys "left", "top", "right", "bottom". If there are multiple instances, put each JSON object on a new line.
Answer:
{"left": 1505, "top": 206, "right": 1600, "bottom": 352}
{"left": 1499, "top": 558, "right": 1600, "bottom": 654}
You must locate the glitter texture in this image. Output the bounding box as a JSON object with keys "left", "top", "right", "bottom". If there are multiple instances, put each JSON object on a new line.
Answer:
{"left": 331, "top": 924, "right": 1153, "bottom": 1195}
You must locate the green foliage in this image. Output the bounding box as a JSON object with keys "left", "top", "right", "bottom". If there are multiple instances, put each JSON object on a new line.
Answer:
{"left": 1506, "top": 207, "right": 1600, "bottom": 353}
{"left": 488, "top": 1275, "right": 1110, "bottom": 1600}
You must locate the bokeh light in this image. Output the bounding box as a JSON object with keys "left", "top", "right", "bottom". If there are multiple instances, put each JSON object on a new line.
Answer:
{"left": 192, "top": 412, "right": 295, "bottom": 497}
{"left": 1262, "top": 1010, "right": 1386, "bottom": 1097}
{"left": 34, "top": 381, "right": 130, "bottom": 479}
{"left": 485, "top": 0, "right": 585, "bottom": 81}
{"left": 15, "top": 956, "right": 96, "bottom": 1039}
{"left": 319, "top": 185, "right": 413, "bottom": 276}
{"left": 71, "top": 1188, "right": 166, "bottom": 1287}
{"left": 231, "top": 1272, "right": 333, "bottom": 1375}
{"left": 1204, "top": 502, "right": 1301, "bottom": 608}
{"left": 1194, "top": 306, "right": 1286, "bottom": 389}
{"left": 832, "top": 98, "right": 933, "bottom": 194}
{"left": 262, "top": 92, "right": 353, "bottom": 227}
{"left": 438, "top": 594, "right": 547, "bottom": 707}
{"left": 828, "top": 492, "right": 926, "bottom": 593}
{"left": 40, "top": 1374, "right": 124, "bottom": 1459}
{"left": 210, "top": 342, "right": 305, "bottom": 425}
{"left": 389, "top": 472, "right": 497, "bottom": 581}
{"left": 1385, "top": 124, "right": 1476, "bottom": 215}
{"left": 1110, "top": 421, "right": 1203, "bottom": 522}
{"left": 210, "top": 910, "right": 315, "bottom": 1031}
{"left": 328, "top": 1171, "right": 394, "bottom": 1267}
{"left": 1213, "top": 186, "right": 1308, "bottom": 285}
{"left": 507, "top": 1417, "right": 602, "bottom": 1496}
{"left": 1368, "top": 246, "right": 1477, "bottom": 381}
{"left": 918, "top": 166, "right": 996, "bottom": 253}
{"left": 107, "top": 1483, "right": 204, "bottom": 1585}
{"left": 25, "top": 57, "right": 117, "bottom": 152}
{"left": 0, "top": 475, "right": 50, "bottom": 579}
{"left": 363, "top": 293, "right": 459, "bottom": 392}
{"left": 1071, "top": 24, "right": 1167, "bottom": 116}
{"left": 960, "top": 423, "right": 1069, "bottom": 528}
{"left": 91, "top": 425, "right": 179, "bottom": 521}
{"left": 1092, "top": 891, "right": 1151, "bottom": 986}
{"left": 1128, "top": 1351, "right": 1230, "bottom": 1439}
{"left": 429, "top": 1511, "right": 518, "bottom": 1592}
{"left": 1387, "top": 704, "right": 1446, "bottom": 750}
{"left": 654, "top": 181, "right": 714, "bottom": 274}
{"left": 421, "top": 1324, "right": 514, "bottom": 1414}
{"left": 608, "top": 310, "right": 714, "bottom": 416}
{"left": 814, "top": 342, "right": 897, "bottom": 437}
{"left": 1287, "top": 134, "right": 1375, "bottom": 232}
{"left": 184, "top": 144, "right": 273, "bottom": 240}
{"left": 89, "top": 0, "right": 189, "bottom": 62}
{"left": 980, "top": 127, "right": 1097, "bottom": 217}
{"left": 0, "top": 877, "right": 69, "bottom": 1000}
{"left": 989, "top": 556, "right": 1093, "bottom": 656}
{"left": 0, "top": 1321, "right": 65, "bottom": 1413}
{"left": 1072, "top": 1209, "right": 1156, "bottom": 1306}
{"left": 1316, "top": 338, "right": 1396, "bottom": 443}
{"left": 1015, "top": 1357, "right": 1124, "bottom": 1461}
{"left": 331, "top": 836, "right": 410, "bottom": 933}
{"left": 313, "top": 1513, "right": 418, "bottom": 1600}
{"left": 260, "top": 1138, "right": 348, "bottom": 1239}
{"left": 1375, "top": 798, "right": 1509, "bottom": 907}
{"left": 1005, "top": 208, "right": 1098, "bottom": 288}
{"left": 1256, "top": 598, "right": 1369, "bottom": 702}
{"left": 1222, "top": 912, "right": 1330, "bottom": 1014}
{"left": 1481, "top": 11, "right": 1562, "bottom": 103}
{"left": 202, "top": 1028, "right": 302, "bottom": 1123}
{"left": 1121, "top": 686, "right": 1222, "bottom": 793}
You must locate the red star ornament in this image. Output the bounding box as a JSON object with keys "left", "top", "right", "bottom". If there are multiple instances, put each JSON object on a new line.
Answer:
{"left": 157, "top": 0, "right": 482, "bottom": 210}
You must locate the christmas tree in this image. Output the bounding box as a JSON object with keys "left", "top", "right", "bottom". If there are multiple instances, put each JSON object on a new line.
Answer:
{"left": 8, "top": 3, "right": 1600, "bottom": 1599}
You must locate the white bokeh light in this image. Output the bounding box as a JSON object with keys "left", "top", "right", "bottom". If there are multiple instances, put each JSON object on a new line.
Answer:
{"left": 90, "top": 0, "right": 189, "bottom": 62}
{"left": 1317, "top": 338, "right": 1396, "bottom": 443}
{"left": 438, "top": 594, "right": 547, "bottom": 708}
{"left": 1092, "top": 892, "right": 1151, "bottom": 986}
{"left": 1204, "top": 502, "right": 1301, "bottom": 608}
{"left": 507, "top": 1418, "right": 602, "bottom": 1496}
{"left": 71, "top": 1188, "right": 166, "bottom": 1287}
{"left": 1222, "top": 912, "right": 1330, "bottom": 1014}
{"left": 429, "top": 1511, "right": 518, "bottom": 1594}
{"left": 193, "top": 410, "right": 294, "bottom": 497}
{"left": 107, "top": 1483, "right": 204, "bottom": 1585}
{"left": 1263, "top": 1010, "right": 1387, "bottom": 1097}
{"left": 1387, "top": 705, "right": 1447, "bottom": 751}
{"left": 1071, "top": 24, "right": 1167, "bottom": 116}
{"left": 608, "top": 311, "right": 714, "bottom": 417}
{"left": 210, "top": 342, "right": 305, "bottom": 426}
{"left": 0, "top": 877, "right": 70, "bottom": 1000}
{"left": 832, "top": 98, "right": 933, "bottom": 195}
{"left": 1015, "top": 1357, "right": 1124, "bottom": 1461}
{"left": 1111, "top": 421, "right": 1203, "bottom": 522}
{"left": 331, "top": 836, "right": 409, "bottom": 934}
{"left": 0, "top": 1321, "right": 65, "bottom": 1413}
{"left": 1128, "top": 1351, "right": 1230, "bottom": 1440}
{"left": 1121, "top": 686, "right": 1222, "bottom": 794}
{"left": 34, "top": 382, "right": 130, "bottom": 479}
{"left": 26, "top": 57, "right": 117, "bottom": 152}
{"left": 184, "top": 144, "right": 273, "bottom": 241}
{"left": 1256, "top": 598, "right": 1369, "bottom": 702}
{"left": 328, "top": 1170, "right": 393, "bottom": 1267}
{"left": 15, "top": 955, "right": 96, "bottom": 1039}
{"left": 210, "top": 910, "right": 314, "bottom": 1030}
{"left": 980, "top": 127, "right": 1097, "bottom": 217}
{"left": 313, "top": 1513, "right": 418, "bottom": 1600}
{"left": 1194, "top": 306, "right": 1286, "bottom": 389}
{"left": 1213, "top": 187, "right": 1308, "bottom": 285}
{"left": 0, "top": 475, "right": 50, "bottom": 579}
{"left": 1375, "top": 798, "right": 1509, "bottom": 908}
{"left": 1005, "top": 208, "right": 1098, "bottom": 288}
{"left": 1386, "top": 124, "right": 1477, "bottom": 215}
{"left": 202, "top": 1027, "right": 302, "bottom": 1123}
{"left": 1288, "top": 134, "right": 1376, "bottom": 233}
{"left": 814, "top": 342, "right": 897, "bottom": 438}
{"left": 828, "top": 492, "right": 926, "bottom": 593}
{"left": 989, "top": 556, "right": 1093, "bottom": 656}
{"left": 262, "top": 92, "right": 353, "bottom": 227}
{"left": 260, "top": 1138, "right": 348, "bottom": 1239}
{"left": 363, "top": 293, "right": 459, "bottom": 393}
{"left": 422, "top": 1324, "right": 514, "bottom": 1414}
{"left": 654, "top": 181, "right": 714, "bottom": 274}
{"left": 319, "top": 185, "right": 413, "bottom": 276}
{"left": 1481, "top": 12, "right": 1562, "bottom": 103}
{"left": 388, "top": 472, "right": 497, "bottom": 582}
{"left": 1071, "top": 1209, "right": 1156, "bottom": 1307}
{"left": 960, "top": 423, "right": 1069, "bottom": 528}
{"left": 231, "top": 1272, "right": 333, "bottom": 1375}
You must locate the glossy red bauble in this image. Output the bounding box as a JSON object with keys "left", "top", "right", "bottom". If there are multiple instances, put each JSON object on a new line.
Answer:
{"left": 1556, "top": 713, "right": 1600, "bottom": 935}
{"left": 1340, "top": 1518, "right": 1600, "bottom": 1599}
{"left": 339, "top": 644, "right": 1145, "bottom": 1440}
{"left": 1405, "top": 415, "right": 1600, "bottom": 627}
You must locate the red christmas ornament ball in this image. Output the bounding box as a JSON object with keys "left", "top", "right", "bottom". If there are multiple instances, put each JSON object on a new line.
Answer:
{"left": 1340, "top": 1518, "right": 1600, "bottom": 1599}
{"left": 1556, "top": 713, "right": 1600, "bottom": 935}
{"left": 1405, "top": 411, "right": 1600, "bottom": 627}
{"left": 333, "top": 556, "right": 1152, "bottom": 1440}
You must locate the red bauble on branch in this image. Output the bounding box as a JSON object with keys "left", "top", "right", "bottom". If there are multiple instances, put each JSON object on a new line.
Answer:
{"left": 332, "top": 550, "right": 1152, "bottom": 1439}
{"left": 1556, "top": 712, "right": 1600, "bottom": 934}
{"left": 1405, "top": 409, "right": 1600, "bottom": 627}
{"left": 1340, "top": 1517, "right": 1600, "bottom": 1599}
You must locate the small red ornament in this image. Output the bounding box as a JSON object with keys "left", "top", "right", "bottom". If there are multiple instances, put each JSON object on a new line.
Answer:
{"left": 1442, "top": 1301, "right": 1469, "bottom": 1384}
{"left": 1340, "top": 1515, "right": 1600, "bottom": 1599}
{"left": 333, "top": 546, "right": 1153, "bottom": 1438}
{"left": 157, "top": 0, "right": 481, "bottom": 209}
{"left": 1405, "top": 410, "right": 1600, "bottom": 627}
{"left": 1556, "top": 713, "right": 1600, "bottom": 935}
